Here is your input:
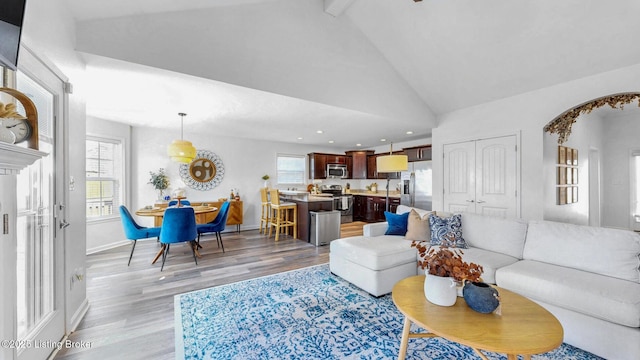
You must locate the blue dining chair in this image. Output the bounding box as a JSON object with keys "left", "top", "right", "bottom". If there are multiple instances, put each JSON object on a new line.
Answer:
{"left": 119, "top": 205, "right": 161, "bottom": 266}
{"left": 159, "top": 207, "right": 198, "bottom": 271}
{"left": 168, "top": 199, "right": 191, "bottom": 207}
{"left": 196, "top": 201, "right": 230, "bottom": 253}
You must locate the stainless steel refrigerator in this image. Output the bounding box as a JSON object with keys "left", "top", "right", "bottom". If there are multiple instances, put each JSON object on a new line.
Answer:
{"left": 400, "top": 161, "right": 432, "bottom": 210}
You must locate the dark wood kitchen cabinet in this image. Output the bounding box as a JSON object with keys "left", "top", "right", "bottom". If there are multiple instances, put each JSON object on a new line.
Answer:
{"left": 353, "top": 195, "right": 365, "bottom": 221}
{"left": 404, "top": 145, "right": 432, "bottom": 162}
{"left": 308, "top": 153, "right": 327, "bottom": 179}
{"left": 346, "top": 150, "right": 373, "bottom": 180}
{"left": 361, "top": 196, "right": 400, "bottom": 222}
{"left": 308, "top": 153, "right": 347, "bottom": 179}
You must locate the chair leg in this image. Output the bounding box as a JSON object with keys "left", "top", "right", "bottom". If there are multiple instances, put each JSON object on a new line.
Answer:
{"left": 161, "top": 244, "right": 170, "bottom": 271}
{"left": 196, "top": 233, "right": 203, "bottom": 248}
{"left": 128, "top": 240, "right": 137, "bottom": 266}
{"left": 217, "top": 232, "right": 225, "bottom": 253}
{"left": 190, "top": 241, "right": 198, "bottom": 265}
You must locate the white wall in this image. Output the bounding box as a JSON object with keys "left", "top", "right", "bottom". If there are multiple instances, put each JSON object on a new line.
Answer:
{"left": 86, "top": 117, "right": 131, "bottom": 253}
{"left": 75, "top": 0, "right": 435, "bottom": 126}
{"left": 542, "top": 112, "right": 604, "bottom": 225}
{"left": 432, "top": 62, "right": 640, "bottom": 221}
{"left": 601, "top": 112, "right": 640, "bottom": 228}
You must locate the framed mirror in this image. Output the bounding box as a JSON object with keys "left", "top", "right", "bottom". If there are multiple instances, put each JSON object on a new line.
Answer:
{"left": 179, "top": 149, "right": 225, "bottom": 190}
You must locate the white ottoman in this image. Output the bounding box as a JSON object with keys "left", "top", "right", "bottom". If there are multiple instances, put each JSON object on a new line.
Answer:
{"left": 329, "top": 236, "right": 418, "bottom": 296}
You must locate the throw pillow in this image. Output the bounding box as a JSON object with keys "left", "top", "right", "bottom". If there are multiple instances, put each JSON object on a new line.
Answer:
{"left": 384, "top": 211, "right": 409, "bottom": 236}
{"left": 405, "top": 209, "right": 433, "bottom": 241}
{"left": 428, "top": 213, "right": 467, "bottom": 248}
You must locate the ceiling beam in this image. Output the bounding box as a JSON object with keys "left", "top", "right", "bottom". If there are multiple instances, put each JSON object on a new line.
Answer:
{"left": 323, "top": 0, "right": 355, "bottom": 17}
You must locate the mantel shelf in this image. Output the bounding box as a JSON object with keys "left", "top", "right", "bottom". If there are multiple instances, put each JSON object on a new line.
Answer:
{"left": 0, "top": 142, "right": 47, "bottom": 175}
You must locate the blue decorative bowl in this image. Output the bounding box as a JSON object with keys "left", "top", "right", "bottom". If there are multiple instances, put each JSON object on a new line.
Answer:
{"left": 462, "top": 281, "right": 500, "bottom": 314}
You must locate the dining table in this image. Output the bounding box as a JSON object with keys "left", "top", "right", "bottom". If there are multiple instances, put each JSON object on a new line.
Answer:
{"left": 135, "top": 205, "right": 218, "bottom": 264}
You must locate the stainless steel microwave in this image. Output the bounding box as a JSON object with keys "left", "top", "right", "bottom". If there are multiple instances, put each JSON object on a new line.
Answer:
{"left": 327, "top": 164, "right": 348, "bottom": 179}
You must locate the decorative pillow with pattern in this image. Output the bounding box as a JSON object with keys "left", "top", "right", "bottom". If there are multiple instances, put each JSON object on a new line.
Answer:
{"left": 428, "top": 213, "right": 467, "bottom": 248}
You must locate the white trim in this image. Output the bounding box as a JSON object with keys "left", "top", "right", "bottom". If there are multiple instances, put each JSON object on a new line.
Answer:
{"left": 86, "top": 240, "right": 129, "bottom": 255}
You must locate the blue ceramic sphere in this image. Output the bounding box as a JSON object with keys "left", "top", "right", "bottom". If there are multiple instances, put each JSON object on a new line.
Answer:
{"left": 463, "top": 281, "right": 500, "bottom": 314}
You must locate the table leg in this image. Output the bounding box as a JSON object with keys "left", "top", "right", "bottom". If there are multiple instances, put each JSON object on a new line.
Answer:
{"left": 152, "top": 244, "right": 165, "bottom": 265}
{"left": 472, "top": 348, "right": 489, "bottom": 360}
{"left": 398, "top": 316, "right": 411, "bottom": 360}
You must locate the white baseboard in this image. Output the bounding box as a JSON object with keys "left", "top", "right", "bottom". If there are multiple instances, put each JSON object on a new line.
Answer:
{"left": 68, "top": 297, "right": 90, "bottom": 333}
{"left": 86, "top": 239, "right": 130, "bottom": 255}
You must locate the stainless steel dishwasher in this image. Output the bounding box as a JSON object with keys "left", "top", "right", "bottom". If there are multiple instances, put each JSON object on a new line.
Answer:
{"left": 309, "top": 210, "right": 341, "bottom": 246}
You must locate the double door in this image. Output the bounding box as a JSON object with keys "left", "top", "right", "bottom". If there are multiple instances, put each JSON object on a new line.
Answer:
{"left": 443, "top": 135, "right": 519, "bottom": 218}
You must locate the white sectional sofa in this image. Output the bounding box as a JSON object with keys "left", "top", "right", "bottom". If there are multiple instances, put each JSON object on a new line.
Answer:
{"left": 329, "top": 206, "right": 640, "bottom": 360}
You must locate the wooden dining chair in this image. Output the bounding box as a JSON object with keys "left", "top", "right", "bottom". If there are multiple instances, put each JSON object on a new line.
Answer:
{"left": 259, "top": 187, "right": 271, "bottom": 234}
{"left": 159, "top": 207, "right": 198, "bottom": 271}
{"left": 268, "top": 189, "right": 297, "bottom": 241}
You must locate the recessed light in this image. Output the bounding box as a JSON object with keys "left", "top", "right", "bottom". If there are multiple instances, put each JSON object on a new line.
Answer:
{"left": 406, "top": 131, "right": 414, "bottom": 135}
{"left": 380, "top": 138, "right": 387, "bottom": 142}
{"left": 316, "top": 130, "right": 324, "bottom": 134}
{"left": 356, "top": 143, "right": 362, "bottom": 147}
{"left": 328, "top": 140, "right": 334, "bottom": 143}
{"left": 297, "top": 137, "right": 303, "bottom": 140}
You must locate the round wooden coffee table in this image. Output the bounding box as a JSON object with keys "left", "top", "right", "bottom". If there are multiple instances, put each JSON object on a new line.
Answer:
{"left": 392, "top": 275, "right": 563, "bottom": 360}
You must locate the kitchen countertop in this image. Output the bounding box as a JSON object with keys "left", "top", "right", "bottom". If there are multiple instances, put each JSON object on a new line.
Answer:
{"left": 279, "top": 191, "right": 333, "bottom": 203}
{"left": 347, "top": 191, "right": 401, "bottom": 198}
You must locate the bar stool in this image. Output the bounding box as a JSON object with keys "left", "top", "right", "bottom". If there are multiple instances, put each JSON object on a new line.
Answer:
{"left": 259, "top": 187, "right": 271, "bottom": 234}
{"left": 268, "top": 189, "right": 297, "bottom": 241}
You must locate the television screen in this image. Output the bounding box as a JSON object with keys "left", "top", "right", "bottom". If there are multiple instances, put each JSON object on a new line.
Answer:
{"left": 0, "top": 0, "right": 27, "bottom": 71}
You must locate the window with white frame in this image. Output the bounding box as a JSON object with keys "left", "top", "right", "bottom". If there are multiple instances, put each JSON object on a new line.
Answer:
{"left": 86, "top": 137, "right": 123, "bottom": 218}
{"left": 276, "top": 154, "right": 306, "bottom": 185}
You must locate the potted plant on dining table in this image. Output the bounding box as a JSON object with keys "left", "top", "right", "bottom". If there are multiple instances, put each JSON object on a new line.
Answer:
{"left": 149, "top": 168, "right": 170, "bottom": 202}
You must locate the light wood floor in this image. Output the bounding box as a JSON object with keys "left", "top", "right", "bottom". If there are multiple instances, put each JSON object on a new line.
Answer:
{"left": 53, "top": 222, "right": 365, "bottom": 360}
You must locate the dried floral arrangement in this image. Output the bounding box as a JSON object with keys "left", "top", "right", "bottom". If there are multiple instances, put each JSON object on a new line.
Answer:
{"left": 544, "top": 92, "right": 640, "bottom": 144}
{"left": 412, "top": 237, "right": 484, "bottom": 282}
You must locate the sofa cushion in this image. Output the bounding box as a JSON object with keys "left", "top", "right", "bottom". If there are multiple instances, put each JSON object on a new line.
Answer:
{"left": 384, "top": 211, "right": 409, "bottom": 235}
{"left": 405, "top": 209, "right": 433, "bottom": 241}
{"left": 429, "top": 213, "right": 467, "bottom": 248}
{"left": 461, "top": 212, "right": 528, "bottom": 259}
{"left": 496, "top": 260, "right": 640, "bottom": 328}
{"left": 427, "top": 245, "right": 519, "bottom": 284}
{"left": 524, "top": 221, "right": 640, "bottom": 283}
{"left": 330, "top": 236, "right": 416, "bottom": 271}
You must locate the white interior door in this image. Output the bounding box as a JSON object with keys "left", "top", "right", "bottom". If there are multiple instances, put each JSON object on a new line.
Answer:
{"left": 14, "top": 54, "right": 66, "bottom": 360}
{"left": 443, "top": 141, "right": 476, "bottom": 213}
{"left": 475, "top": 136, "right": 517, "bottom": 218}
{"left": 443, "top": 135, "right": 519, "bottom": 218}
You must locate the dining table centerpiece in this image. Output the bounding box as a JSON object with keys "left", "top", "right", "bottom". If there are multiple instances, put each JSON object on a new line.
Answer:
{"left": 412, "top": 237, "right": 484, "bottom": 307}
{"left": 149, "top": 168, "right": 170, "bottom": 201}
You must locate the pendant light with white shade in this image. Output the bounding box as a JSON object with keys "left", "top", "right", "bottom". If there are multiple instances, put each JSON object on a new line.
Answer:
{"left": 167, "top": 112, "right": 196, "bottom": 163}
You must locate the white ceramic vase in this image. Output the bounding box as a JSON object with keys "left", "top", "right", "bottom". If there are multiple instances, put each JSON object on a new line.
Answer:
{"left": 423, "top": 272, "right": 458, "bottom": 306}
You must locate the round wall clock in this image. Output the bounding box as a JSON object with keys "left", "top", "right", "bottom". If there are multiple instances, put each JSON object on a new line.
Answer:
{"left": 179, "top": 149, "right": 225, "bottom": 191}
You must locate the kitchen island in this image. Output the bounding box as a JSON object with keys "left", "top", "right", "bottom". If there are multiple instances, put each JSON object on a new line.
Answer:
{"left": 279, "top": 191, "right": 334, "bottom": 242}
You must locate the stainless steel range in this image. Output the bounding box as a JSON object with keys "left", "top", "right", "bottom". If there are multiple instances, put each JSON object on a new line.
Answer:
{"left": 319, "top": 184, "right": 353, "bottom": 223}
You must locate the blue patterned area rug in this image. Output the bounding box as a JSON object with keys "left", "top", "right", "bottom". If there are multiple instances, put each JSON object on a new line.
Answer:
{"left": 174, "top": 264, "right": 601, "bottom": 360}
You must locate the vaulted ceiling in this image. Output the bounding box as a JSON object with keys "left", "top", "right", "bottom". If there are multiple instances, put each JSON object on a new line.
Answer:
{"left": 62, "top": 0, "right": 640, "bottom": 149}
